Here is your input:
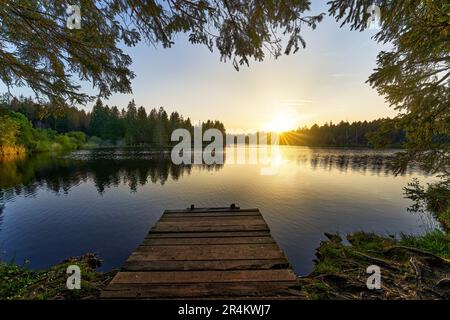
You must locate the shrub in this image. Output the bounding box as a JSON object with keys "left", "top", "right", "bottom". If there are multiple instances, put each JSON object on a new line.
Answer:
{"left": 0, "top": 111, "right": 87, "bottom": 154}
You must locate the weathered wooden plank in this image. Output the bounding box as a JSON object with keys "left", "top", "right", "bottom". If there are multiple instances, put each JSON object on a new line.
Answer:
{"left": 151, "top": 224, "right": 269, "bottom": 233}
{"left": 164, "top": 208, "right": 259, "bottom": 214}
{"left": 159, "top": 216, "right": 265, "bottom": 223}
{"left": 122, "top": 259, "right": 290, "bottom": 271}
{"left": 162, "top": 212, "right": 261, "bottom": 218}
{"left": 141, "top": 236, "right": 275, "bottom": 246}
{"left": 110, "top": 270, "right": 297, "bottom": 284}
{"left": 101, "top": 281, "right": 302, "bottom": 299}
{"left": 129, "top": 244, "right": 284, "bottom": 261}
{"left": 146, "top": 231, "right": 271, "bottom": 238}
{"left": 154, "top": 217, "right": 267, "bottom": 227}
{"left": 100, "top": 282, "right": 302, "bottom": 300}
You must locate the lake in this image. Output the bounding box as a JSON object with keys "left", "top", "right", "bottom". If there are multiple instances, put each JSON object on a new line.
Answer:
{"left": 0, "top": 146, "right": 438, "bottom": 275}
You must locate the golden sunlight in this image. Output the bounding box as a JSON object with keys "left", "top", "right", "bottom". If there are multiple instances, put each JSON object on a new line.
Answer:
{"left": 264, "top": 110, "right": 299, "bottom": 133}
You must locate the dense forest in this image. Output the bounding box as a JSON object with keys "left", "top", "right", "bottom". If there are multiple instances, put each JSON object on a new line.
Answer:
{"left": 229, "top": 119, "right": 406, "bottom": 148}
{"left": 0, "top": 96, "right": 226, "bottom": 150}
{"left": 86, "top": 98, "right": 226, "bottom": 146}
{"left": 279, "top": 119, "right": 406, "bottom": 147}
{"left": 0, "top": 96, "right": 407, "bottom": 154}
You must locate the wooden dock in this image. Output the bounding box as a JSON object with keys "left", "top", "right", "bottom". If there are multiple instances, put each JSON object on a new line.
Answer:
{"left": 101, "top": 206, "right": 302, "bottom": 299}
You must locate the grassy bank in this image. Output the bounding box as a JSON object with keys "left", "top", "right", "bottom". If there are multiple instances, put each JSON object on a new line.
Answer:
{"left": 436, "top": 206, "right": 450, "bottom": 231}
{"left": 0, "top": 254, "right": 116, "bottom": 300}
{"left": 299, "top": 206, "right": 450, "bottom": 300}
{"left": 299, "top": 231, "right": 449, "bottom": 300}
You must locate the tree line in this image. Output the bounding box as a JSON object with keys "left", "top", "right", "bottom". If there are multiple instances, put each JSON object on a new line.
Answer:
{"left": 0, "top": 96, "right": 226, "bottom": 147}
{"left": 1, "top": 96, "right": 408, "bottom": 149}
{"left": 279, "top": 119, "right": 406, "bottom": 147}
{"left": 231, "top": 119, "right": 406, "bottom": 148}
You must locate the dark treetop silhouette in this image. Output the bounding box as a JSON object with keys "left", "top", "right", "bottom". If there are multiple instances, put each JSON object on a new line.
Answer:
{"left": 0, "top": 0, "right": 323, "bottom": 104}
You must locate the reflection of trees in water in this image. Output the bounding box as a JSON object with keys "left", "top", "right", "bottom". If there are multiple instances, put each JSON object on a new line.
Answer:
{"left": 302, "top": 152, "right": 420, "bottom": 176}
{"left": 89, "top": 159, "right": 192, "bottom": 193}
{"left": 0, "top": 150, "right": 425, "bottom": 200}
{"left": 0, "top": 154, "right": 223, "bottom": 197}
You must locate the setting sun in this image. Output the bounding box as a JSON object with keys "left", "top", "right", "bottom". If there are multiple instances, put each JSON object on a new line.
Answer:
{"left": 265, "top": 110, "right": 299, "bottom": 133}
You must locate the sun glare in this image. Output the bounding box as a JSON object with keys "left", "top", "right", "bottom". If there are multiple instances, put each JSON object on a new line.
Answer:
{"left": 265, "top": 110, "right": 299, "bottom": 133}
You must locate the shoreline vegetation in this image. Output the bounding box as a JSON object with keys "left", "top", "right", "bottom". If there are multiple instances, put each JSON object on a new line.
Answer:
{"left": 0, "top": 254, "right": 116, "bottom": 300}
{"left": 0, "top": 110, "right": 87, "bottom": 158}
{"left": 300, "top": 229, "right": 449, "bottom": 300}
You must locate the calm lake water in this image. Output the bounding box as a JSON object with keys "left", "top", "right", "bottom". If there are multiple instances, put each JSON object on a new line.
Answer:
{"left": 0, "top": 147, "right": 438, "bottom": 275}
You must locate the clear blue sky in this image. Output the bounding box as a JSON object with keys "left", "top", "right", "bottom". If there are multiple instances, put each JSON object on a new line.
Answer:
{"left": 2, "top": 0, "right": 395, "bottom": 133}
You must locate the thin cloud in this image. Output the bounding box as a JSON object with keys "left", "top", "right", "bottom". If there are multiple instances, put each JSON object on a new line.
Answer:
{"left": 278, "top": 99, "right": 314, "bottom": 107}
{"left": 329, "top": 73, "right": 352, "bottom": 78}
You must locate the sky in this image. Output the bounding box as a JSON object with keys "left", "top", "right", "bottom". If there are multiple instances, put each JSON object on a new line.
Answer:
{"left": 2, "top": 1, "right": 395, "bottom": 133}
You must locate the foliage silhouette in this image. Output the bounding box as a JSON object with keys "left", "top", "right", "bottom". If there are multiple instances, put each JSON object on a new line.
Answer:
{"left": 0, "top": 0, "right": 324, "bottom": 103}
